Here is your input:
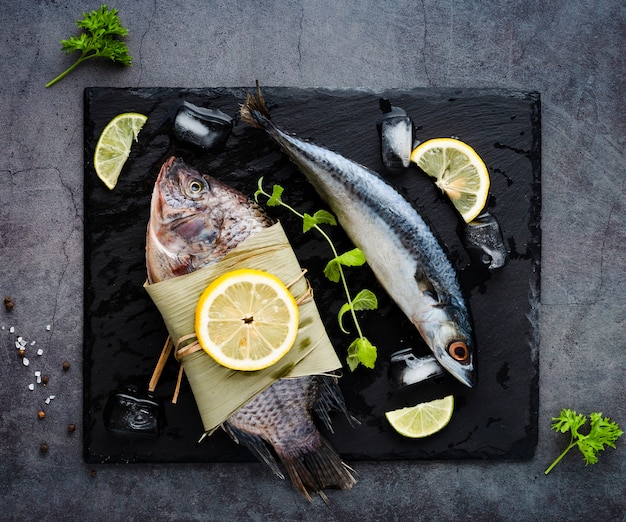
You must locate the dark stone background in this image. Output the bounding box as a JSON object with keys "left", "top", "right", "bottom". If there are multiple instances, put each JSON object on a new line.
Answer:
{"left": 0, "top": 2, "right": 623, "bottom": 520}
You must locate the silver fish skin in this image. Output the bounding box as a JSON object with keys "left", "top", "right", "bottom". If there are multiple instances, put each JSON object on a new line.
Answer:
{"left": 241, "top": 90, "right": 475, "bottom": 387}
{"left": 146, "top": 156, "right": 355, "bottom": 501}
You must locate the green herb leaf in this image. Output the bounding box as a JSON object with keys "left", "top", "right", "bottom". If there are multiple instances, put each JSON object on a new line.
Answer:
{"left": 551, "top": 408, "right": 586, "bottom": 437}
{"left": 337, "top": 289, "right": 378, "bottom": 333}
{"left": 303, "top": 210, "right": 336, "bottom": 233}
{"left": 324, "top": 248, "right": 366, "bottom": 283}
{"left": 46, "top": 4, "right": 132, "bottom": 88}
{"left": 347, "top": 337, "right": 377, "bottom": 371}
{"left": 266, "top": 184, "right": 284, "bottom": 207}
{"left": 351, "top": 289, "right": 378, "bottom": 310}
{"left": 545, "top": 408, "right": 623, "bottom": 474}
{"left": 578, "top": 412, "right": 624, "bottom": 465}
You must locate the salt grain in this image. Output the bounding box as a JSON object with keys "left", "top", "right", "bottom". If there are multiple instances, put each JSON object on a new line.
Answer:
{"left": 30, "top": 340, "right": 36, "bottom": 346}
{"left": 9, "top": 326, "right": 15, "bottom": 333}
{"left": 35, "top": 371, "right": 41, "bottom": 383}
{"left": 45, "top": 395, "right": 56, "bottom": 404}
{"left": 45, "top": 325, "right": 51, "bottom": 331}
{"left": 22, "top": 357, "right": 29, "bottom": 367}
{"left": 37, "top": 348, "right": 43, "bottom": 356}
{"left": 28, "top": 383, "right": 35, "bottom": 391}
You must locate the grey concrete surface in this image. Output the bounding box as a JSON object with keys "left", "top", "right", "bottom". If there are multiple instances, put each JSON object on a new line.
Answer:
{"left": 0, "top": 1, "right": 624, "bottom": 520}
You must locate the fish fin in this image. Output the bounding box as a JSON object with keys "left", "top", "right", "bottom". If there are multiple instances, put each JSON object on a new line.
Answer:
{"left": 414, "top": 265, "right": 440, "bottom": 301}
{"left": 314, "top": 375, "right": 358, "bottom": 431}
{"left": 221, "top": 422, "right": 284, "bottom": 479}
{"left": 275, "top": 436, "right": 357, "bottom": 502}
{"left": 414, "top": 266, "right": 450, "bottom": 308}
{"left": 240, "top": 81, "right": 272, "bottom": 129}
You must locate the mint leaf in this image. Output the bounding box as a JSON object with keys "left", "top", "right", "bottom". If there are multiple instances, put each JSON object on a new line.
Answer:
{"left": 347, "top": 337, "right": 377, "bottom": 371}
{"left": 303, "top": 210, "right": 336, "bottom": 232}
{"left": 267, "top": 184, "right": 284, "bottom": 206}
{"left": 324, "top": 248, "right": 366, "bottom": 283}
{"left": 351, "top": 289, "right": 378, "bottom": 310}
{"left": 337, "top": 289, "right": 378, "bottom": 333}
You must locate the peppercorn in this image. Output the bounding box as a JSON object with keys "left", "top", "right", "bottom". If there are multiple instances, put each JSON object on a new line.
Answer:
{"left": 4, "top": 297, "right": 14, "bottom": 311}
{"left": 37, "top": 410, "right": 46, "bottom": 419}
{"left": 68, "top": 423, "right": 76, "bottom": 433}
{"left": 62, "top": 361, "right": 70, "bottom": 371}
{"left": 90, "top": 469, "right": 97, "bottom": 478}
{"left": 17, "top": 348, "right": 26, "bottom": 358}
{"left": 42, "top": 375, "right": 49, "bottom": 386}
{"left": 40, "top": 443, "right": 49, "bottom": 454}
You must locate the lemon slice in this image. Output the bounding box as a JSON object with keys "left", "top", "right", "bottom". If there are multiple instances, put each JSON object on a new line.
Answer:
{"left": 410, "top": 138, "right": 490, "bottom": 223}
{"left": 385, "top": 395, "right": 454, "bottom": 438}
{"left": 195, "top": 269, "right": 299, "bottom": 371}
{"left": 94, "top": 112, "right": 147, "bottom": 189}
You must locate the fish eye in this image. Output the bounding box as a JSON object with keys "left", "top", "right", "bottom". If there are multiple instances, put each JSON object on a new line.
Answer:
{"left": 188, "top": 179, "right": 204, "bottom": 195}
{"left": 447, "top": 341, "right": 470, "bottom": 364}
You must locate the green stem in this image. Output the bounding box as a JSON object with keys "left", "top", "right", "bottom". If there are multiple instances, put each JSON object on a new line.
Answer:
{"left": 313, "top": 225, "right": 363, "bottom": 339}
{"left": 258, "top": 185, "right": 364, "bottom": 339}
{"left": 545, "top": 440, "right": 576, "bottom": 475}
{"left": 45, "top": 53, "right": 90, "bottom": 88}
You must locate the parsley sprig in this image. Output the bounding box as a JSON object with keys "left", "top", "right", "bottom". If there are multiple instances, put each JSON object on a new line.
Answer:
{"left": 255, "top": 178, "right": 378, "bottom": 370}
{"left": 545, "top": 408, "right": 623, "bottom": 474}
{"left": 46, "top": 4, "right": 132, "bottom": 88}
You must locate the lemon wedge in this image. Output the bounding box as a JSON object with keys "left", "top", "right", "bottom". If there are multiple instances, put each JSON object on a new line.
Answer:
{"left": 94, "top": 112, "right": 147, "bottom": 189}
{"left": 195, "top": 269, "right": 299, "bottom": 371}
{"left": 385, "top": 395, "right": 454, "bottom": 438}
{"left": 410, "top": 138, "right": 490, "bottom": 223}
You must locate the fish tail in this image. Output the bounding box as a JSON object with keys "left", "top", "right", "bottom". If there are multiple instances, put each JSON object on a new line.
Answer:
{"left": 240, "top": 81, "right": 272, "bottom": 129}
{"left": 276, "top": 437, "right": 356, "bottom": 502}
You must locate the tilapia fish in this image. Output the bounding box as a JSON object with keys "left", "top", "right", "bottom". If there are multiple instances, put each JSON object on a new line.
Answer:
{"left": 146, "top": 156, "right": 355, "bottom": 501}
{"left": 241, "top": 88, "right": 476, "bottom": 387}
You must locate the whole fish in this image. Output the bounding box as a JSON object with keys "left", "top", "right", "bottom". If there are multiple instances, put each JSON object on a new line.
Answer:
{"left": 146, "top": 156, "right": 355, "bottom": 501}
{"left": 241, "top": 88, "right": 476, "bottom": 387}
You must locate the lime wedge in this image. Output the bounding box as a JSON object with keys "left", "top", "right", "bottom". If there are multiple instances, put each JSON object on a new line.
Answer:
{"left": 385, "top": 395, "right": 454, "bottom": 438}
{"left": 94, "top": 112, "right": 147, "bottom": 189}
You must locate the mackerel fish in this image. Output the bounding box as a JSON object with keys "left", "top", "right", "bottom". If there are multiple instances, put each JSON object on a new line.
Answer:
{"left": 241, "top": 87, "right": 476, "bottom": 387}
{"left": 146, "top": 156, "right": 356, "bottom": 501}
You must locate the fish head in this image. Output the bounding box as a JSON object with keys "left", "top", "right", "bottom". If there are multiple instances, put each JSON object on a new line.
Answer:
{"left": 150, "top": 156, "right": 223, "bottom": 242}
{"left": 146, "top": 156, "right": 272, "bottom": 283}
{"left": 146, "top": 157, "right": 229, "bottom": 281}
{"left": 414, "top": 299, "right": 476, "bottom": 388}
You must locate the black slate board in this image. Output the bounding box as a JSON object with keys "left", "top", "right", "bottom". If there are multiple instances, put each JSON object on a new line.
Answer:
{"left": 84, "top": 87, "right": 540, "bottom": 464}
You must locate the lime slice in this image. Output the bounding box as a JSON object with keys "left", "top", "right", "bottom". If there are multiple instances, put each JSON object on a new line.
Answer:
{"left": 195, "top": 269, "right": 299, "bottom": 371}
{"left": 94, "top": 112, "right": 147, "bottom": 189}
{"left": 410, "top": 138, "right": 490, "bottom": 223}
{"left": 385, "top": 395, "right": 454, "bottom": 438}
